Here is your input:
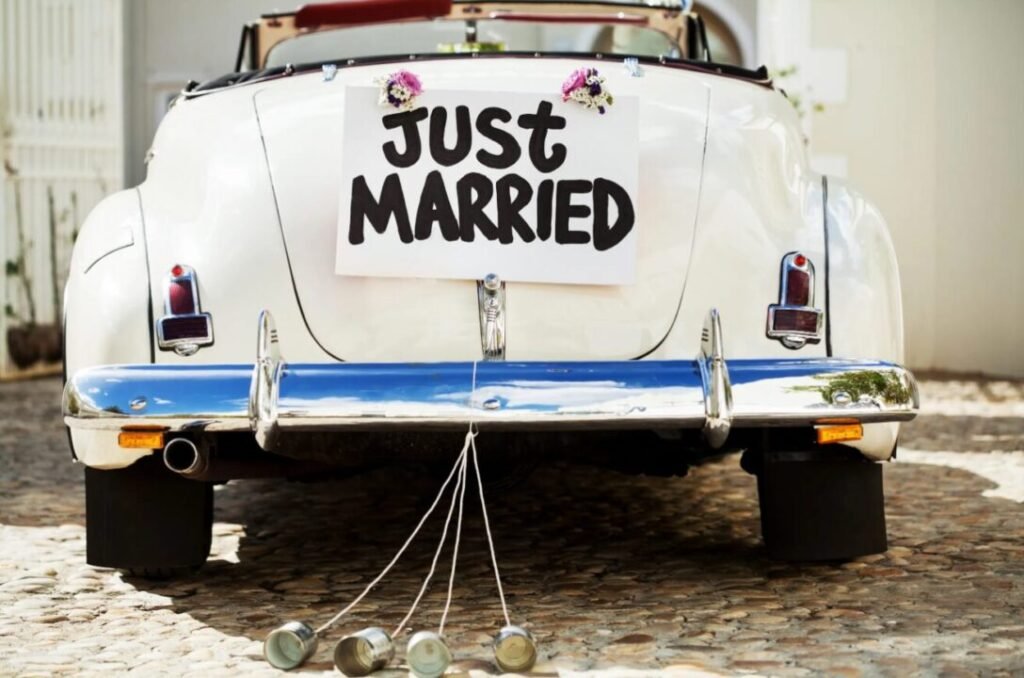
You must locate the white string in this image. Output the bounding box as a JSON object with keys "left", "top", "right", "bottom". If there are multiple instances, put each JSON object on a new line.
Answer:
{"left": 314, "top": 361, "right": 489, "bottom": 637}
{"left": 314, "top": 446, "right": 467, "bottom": 635}
{"left": 438, "top": 433, "right": 469, "bottom": 635}
{"left": 392, "top": 434, "right": 472, "bottom": 637}
{"left": 471, "top": 435, "right": 512, "bottom": 627}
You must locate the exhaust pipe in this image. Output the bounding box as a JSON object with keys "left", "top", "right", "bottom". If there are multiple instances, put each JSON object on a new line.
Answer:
{"left": 163, "top": 438, "right": 208, "bottom": 477}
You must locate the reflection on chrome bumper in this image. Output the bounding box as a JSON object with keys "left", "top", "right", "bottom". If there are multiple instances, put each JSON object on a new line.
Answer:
{"left": 63, "top": 309, "right": 919, "bottom": 451}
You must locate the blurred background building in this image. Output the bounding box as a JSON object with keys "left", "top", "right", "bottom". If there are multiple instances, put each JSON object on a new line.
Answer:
{"left": 1, "top": 0, "right": 1022, "bottom": 377}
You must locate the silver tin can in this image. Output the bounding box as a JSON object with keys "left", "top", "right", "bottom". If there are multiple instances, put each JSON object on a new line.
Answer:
{"left": 493, "top": 625, "right": 537, "bottom": 673}
{"left": 406, "top": 630, "right": 452, "bottom": 678}
{"left": 263, "top": 620, "right": 318, "bottom": 670}
{"left": 333, "top": 627, "right": 395, "bottom": 676}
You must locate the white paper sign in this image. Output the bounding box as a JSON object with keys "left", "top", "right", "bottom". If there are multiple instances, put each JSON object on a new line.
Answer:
{"left": 336, "top": 87, "right": 639, "bottom": 285}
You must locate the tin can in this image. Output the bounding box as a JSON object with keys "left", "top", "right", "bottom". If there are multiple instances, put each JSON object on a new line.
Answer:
{"left": 406, "top": 630, "right": 452, "bottom": 678}
{"left": 333, "top": 627, "right": 395, "bottom": 676}
{"left": 493, "top": 625, "right": 537, "bottom": 673}
{"left": 263, "top": 620, "right": 318, "bottom": 670}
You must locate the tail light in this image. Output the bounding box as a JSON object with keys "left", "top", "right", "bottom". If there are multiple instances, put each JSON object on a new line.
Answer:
{"left": 767, "top": 252, "right": 822, "bottom": 349}
{"left": 157, "top": 264, "right": 213, "bottom": 356}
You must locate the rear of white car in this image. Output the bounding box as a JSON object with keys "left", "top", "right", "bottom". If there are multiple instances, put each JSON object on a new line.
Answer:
{"left": 62, "top": 0, "right": 917, "bottom": 576}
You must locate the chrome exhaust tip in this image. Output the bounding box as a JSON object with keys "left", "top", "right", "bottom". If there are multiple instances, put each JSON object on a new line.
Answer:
{"left": 264, "top": 621, "right": 318, "bottom": 670}
{"left": 406, "top": 631, "right": 451, "bottom": 678}
{"left": 493, "top": 625, "right": 537, "bottom": 673}
{"left": 162, "top": 438, "right": 207, "bottom": 476}
{"left": 333, "top": 627, "right": 395, "bottom": 676}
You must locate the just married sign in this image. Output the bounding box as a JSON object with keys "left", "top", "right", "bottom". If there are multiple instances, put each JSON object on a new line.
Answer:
{"left": 335, "top": 86, "right": 640, "bottom": 285}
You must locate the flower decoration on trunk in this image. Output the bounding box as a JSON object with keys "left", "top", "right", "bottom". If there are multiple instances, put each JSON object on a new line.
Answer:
{"left": 376, "top": 70, "right": 423, "bottom": 110}
{"left": 561, "top": 67, "right": 614, "bottom": 114}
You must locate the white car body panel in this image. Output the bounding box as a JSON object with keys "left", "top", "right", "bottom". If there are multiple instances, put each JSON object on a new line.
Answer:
{"left": 65, "top": 56, "right": 911, "bottom": 466}
{"left": 256, "top": 60, "right": 706, "bottom": 361}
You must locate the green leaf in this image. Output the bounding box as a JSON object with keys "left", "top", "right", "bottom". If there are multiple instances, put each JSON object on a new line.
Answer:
{"left": 4, "top": 303, "right": 15, "bottom": 318}
{"left": 5, "top": 259, "right": 18, "bottom": 276}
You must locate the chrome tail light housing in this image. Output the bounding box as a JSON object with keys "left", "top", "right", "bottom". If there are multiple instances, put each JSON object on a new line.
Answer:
{"left": 767, "top": 252, "right": 822, "bottom": 349}
{"left": 157, "top": 264, "right": 213, "bottom": 356}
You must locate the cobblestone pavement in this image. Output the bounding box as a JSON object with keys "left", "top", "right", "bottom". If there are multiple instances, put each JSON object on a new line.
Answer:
{"left": 1, "top": 376, "right": 1023, "bottom": 677}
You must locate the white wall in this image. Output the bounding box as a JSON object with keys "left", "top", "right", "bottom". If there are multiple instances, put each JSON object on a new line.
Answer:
{"left": 124, "top": 0, "right": 283, "bottom": 187}
{"left": 763, "top": 0, "right": 1024, "bottom": 377}
{"left": 1, "top": 0, "right": 124, "bottom": 375}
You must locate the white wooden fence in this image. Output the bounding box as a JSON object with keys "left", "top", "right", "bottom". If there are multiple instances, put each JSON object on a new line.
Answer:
{"left": 0, "top": 0, "right": 124, "bottom": 375}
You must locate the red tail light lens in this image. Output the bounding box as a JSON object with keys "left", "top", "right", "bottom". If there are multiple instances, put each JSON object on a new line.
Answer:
{"left": 168, "top": 280, "right": 196, "bottom": 315}
{"left": 772, "top": 308, "right": 820, "bottom": 333}
{"left": 784, "top": 267, "right": 810, "bottom": 306}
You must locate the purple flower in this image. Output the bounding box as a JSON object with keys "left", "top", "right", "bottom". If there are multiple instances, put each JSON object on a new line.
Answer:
{"left": 391, "top": 70, "right": 423, "bottom": 96}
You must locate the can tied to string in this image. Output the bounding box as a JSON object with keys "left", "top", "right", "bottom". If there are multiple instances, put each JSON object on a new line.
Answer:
{"left": 333, "top": 626, "right": 395, "bottom": 676}
{"left": 263, "top": 620, "right": 318, "bottom": 670}
{"left": 406, "top": 630, "right": 453, "bottom": 678}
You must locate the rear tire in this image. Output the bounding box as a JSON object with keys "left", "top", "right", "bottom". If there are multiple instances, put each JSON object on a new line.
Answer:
{"left": 752, "top": 449, "right": 887, "bottom": 561}
{"left": 85, "top": 455, "right": 213, "bottom": 576}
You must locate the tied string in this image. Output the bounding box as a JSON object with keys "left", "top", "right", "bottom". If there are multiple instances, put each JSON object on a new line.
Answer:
{"left": 439, "top": 428, "right": 470, "bottom": 634}
{"left": 400, "top": 361, "right": 479, "bottom": 636}
{"left": 314, "top": 361, "right": 516, "bottom": 637}
{"left": 471, "top": 432, "right": 511, "bottom": 627}
{"left": 393, "top": 432, "right": 471, "bottom": 637}
{"left": 313, "top": 435, "right": 469, "bottom": 635}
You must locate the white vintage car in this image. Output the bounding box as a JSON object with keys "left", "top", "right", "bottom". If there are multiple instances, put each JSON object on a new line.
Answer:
{"left": 63, "top": 0, "right": 918, "bottom": 577}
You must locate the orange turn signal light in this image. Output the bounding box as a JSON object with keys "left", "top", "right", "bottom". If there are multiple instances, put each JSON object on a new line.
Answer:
{"left": 118, "top": 429, "right": 166, "bottom": 450}
{"left": 816, "top": 423, "right": 864, "bottom": 445}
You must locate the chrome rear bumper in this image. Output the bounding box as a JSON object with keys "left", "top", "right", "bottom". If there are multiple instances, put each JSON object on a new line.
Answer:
{"left": 63, "top": 309, "right": 919, "bottom": 451}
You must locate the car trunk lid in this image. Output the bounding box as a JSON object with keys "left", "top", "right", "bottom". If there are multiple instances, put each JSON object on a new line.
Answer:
{"left": 255, "top": 59, "right": 708, "bottom": 361}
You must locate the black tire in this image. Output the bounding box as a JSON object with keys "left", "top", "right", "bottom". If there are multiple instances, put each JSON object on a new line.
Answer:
{"left": 125, "top": 566, "right": 203, "bottom": 581}
{"left": 85, "top": 455, "right": 213, "bottom": 575}
{"left": 752, "top": 449, "right": 887, "bottom": 561}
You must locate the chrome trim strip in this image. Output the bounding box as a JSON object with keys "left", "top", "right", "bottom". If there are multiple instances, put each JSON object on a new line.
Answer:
{"left": 83, "top": 241, "right": 134, "bottom": 275}
{"left": 698, "top": 309, "right": 732, "bottom": 449}
{"left": 477, "top": 273, "right": 506, "bottom": 361}
{"left": 81, "top": 225, "right": 134, "bottom": 275}
{"left": 249, "top": 310, "right": 283, "bottom": 449}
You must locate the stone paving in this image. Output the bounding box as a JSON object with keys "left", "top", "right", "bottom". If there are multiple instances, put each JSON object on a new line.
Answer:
{"left": 1, "top": 376, "right": 1023, "bottom": 677}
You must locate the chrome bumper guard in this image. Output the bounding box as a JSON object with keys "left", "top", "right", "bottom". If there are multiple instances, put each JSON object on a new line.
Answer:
{"left": 63, "top": 309, "right": 919, "bottom": 451}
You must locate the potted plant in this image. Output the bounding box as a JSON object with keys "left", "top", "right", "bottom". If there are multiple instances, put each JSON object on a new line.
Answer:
{"left": 4, "top": 163, "right": 41, "bottom": 368}
{"left": 35, "top": 185, "right": 64, "bottom": 363}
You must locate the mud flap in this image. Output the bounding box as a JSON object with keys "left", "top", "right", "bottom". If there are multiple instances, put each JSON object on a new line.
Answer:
{"left": 85, "top": 455, "right": 213, "bottom": 570}
{"left": 756, "top": 450, "right": 887, "bottom": 561}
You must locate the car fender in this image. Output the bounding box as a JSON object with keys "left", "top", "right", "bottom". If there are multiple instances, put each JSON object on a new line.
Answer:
{"left": 824, "top": 177, "right": 904, "bottom": 364}
{"left": 825, "top": 177, "right": 907, "bottom": 460}
{"left": 64, "top": 188, "right": 154, "bottom": 468}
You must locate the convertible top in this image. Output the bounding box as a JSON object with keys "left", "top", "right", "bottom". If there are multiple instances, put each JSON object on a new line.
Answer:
{"left": 184, "top": 0, "right": 768, "bottom": 96}
{"left": 243, "top": 0, "right": 694, "bottom": 70}
{"left": 189, "top": 52, "right": 770, "bottom": 97}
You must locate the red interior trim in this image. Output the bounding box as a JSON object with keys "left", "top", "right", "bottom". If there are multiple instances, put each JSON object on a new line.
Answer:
{"left": 295, "top": 0, "right": 454, "bottom": 29}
